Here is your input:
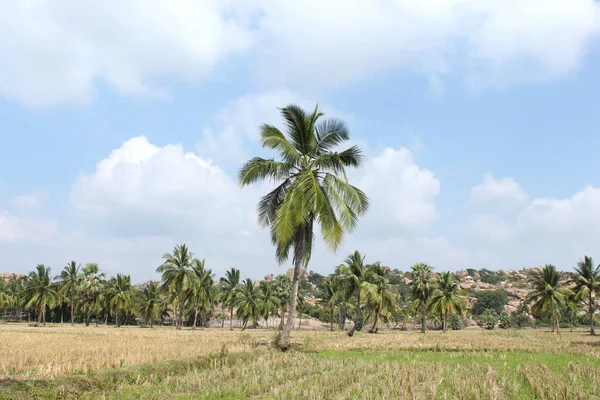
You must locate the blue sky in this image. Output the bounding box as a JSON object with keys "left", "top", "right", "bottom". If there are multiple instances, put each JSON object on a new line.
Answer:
{"left": 1, "top": 1, "right": 600, "bottom": 282}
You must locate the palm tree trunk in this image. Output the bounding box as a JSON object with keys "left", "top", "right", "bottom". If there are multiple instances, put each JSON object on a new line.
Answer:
{"left": 35, "top": 307, "right": 42, "bottom": 327}
{"left": 61, "top": 306, "right": 64, "bottom": 324}
{"left": 193, "top": 302, "right": 199, "bottom": 330}
{"left": 177, "top": 301, "right": 184, "bottom": 330}
{"left": 369, "top": 304, "right": 381, "bottom": 334}
{"left": 330, "top": 309, "right": 334, "bottom": 332}
{"left": 571, "top": 312, "right": 574, "bottom": 332}
{"left": 280, "top": 306, "right": 285, "bottom": 330}
{"left": 229, "top": 307, "right": 234, "bottom": 331}
{"left": 116, "top": 313, "right": 120, "bottom": 328}
{"left": 590, "top": 292, "right": 595, "bottom": 335}
{"left": 348, "top": 290, "right": 361, "bottom": 337}
{"left": 443, "top": 313, "right": 447, "bottom": 333}
{"left": 280, "top": 265, "right": 301, "bottom": 349}
{"left": 221, "top": 317, "right": 225, "bottom": 328}
{"left": 71, "top": 299, "right": 75, "bottom": 325}
{"left": 421, "top": 300, "right": 426, "bottom": 333}
{"left": 556, "top": 315, "right": 560, "bottom": 335}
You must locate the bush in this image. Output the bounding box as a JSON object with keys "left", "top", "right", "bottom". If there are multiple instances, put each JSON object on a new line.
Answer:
{"left": 448, "top": 314, "right": 462, "bottom": 330}
{"left": 472, "top": 290, "right": 507, "bottom": 315}
{"left": 498, "top": 311, "right": 510, "bottom": 329}
{"left": 476, "top": 309, "right": 499, "bottom": 330}
{"left": 511, "top": 304, "right": 530, "bottom": 329}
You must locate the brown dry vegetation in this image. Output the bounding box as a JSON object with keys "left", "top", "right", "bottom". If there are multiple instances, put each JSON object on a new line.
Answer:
{"left": 2, "top": 324, "right": 600, "bottom": 399}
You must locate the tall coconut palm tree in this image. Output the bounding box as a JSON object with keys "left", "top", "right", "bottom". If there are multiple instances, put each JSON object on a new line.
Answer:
{"left": 239, "top": 104, "right": 369, "bottom": 349}
{"left": 338, "top": 251, "right": 371, "bottom": 337}
{"left": 190, "top": 258, "right": 213, "bottom": 329}
{"left": 219, "top": 267, "right": 241, "bottom": 330}
{"left": 156, "top": 244, "right": 195, "bottom": 329}
{"left": 528, "top": 264, "right": 573, "bottom": 335}
{"left": 235, "top": 278, "right": 259, "bottom": 330}
{"left": 257, "top": 281, "right": 280, "bottom": 329}
{"left": 572, "top": 256, "right": 600, "bottom": 335}
{"left": 410, "top": 263, "right": 435, "bottom": 333}
{"left": 108, "top": 274, "right": 135, "bottom": 328}
{"left": 364, "top": 263, "right": 397, "bottom": 334}
{"left": 137, "top": 281, "right": 162, "bottom": 328}
{"left": 59, "top": 261, "right": 81, "bottom": 325}
{"left": 426, "top": 271, "right": 467, "bottom": 333}
{"left": 273, "top": 274, "right": 292, "bottom": 330}
{"left": 22, "top": 264, "right": 58, "bottom": 326}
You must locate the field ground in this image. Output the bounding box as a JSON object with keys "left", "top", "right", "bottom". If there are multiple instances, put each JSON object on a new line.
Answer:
{"left": 1, "top": 323, "right": 600, "bottom": 399}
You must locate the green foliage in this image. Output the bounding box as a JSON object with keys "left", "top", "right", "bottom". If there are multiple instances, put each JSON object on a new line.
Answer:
{"left": 511, "top": 303, "right": 530, "bottom": 329}
{"left": 473, "top": 290, "right": 507, "bottom": 315}
{"left": 307, "top": 271, "right": 325, "bottom": 287}
{"left": 498, "top": 311, "right": 511, "bottom": 329}
{"left": 527, "top": 264, "right": 573, "bottom": 333}
{"left": 477, "top": 309, "right": 499, "bottom": 330}
{"left": 447, "top": 313, "right": 462, "bottom": 330}
{"left": 479, "top": 269, "right": 508, "bottom": 285}
{"left": 410, "top": 263, "right": 435, "bottom": 333}
{"left": 427, "top": 271, "right": 467, "bottom": 332}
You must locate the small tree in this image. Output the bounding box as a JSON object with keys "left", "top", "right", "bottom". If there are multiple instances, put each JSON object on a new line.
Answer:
{"left": 477, "top": 309, "right": 499, "bottom": 330}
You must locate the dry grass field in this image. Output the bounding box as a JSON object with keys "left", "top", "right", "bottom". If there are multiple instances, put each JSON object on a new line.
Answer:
{"left": 1, "top": 323, "right": 600, "bottom": 399}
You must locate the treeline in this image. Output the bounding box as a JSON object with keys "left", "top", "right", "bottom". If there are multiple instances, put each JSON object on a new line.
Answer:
{"left": 1, "top": 245, "right": 599, "bottom": 336}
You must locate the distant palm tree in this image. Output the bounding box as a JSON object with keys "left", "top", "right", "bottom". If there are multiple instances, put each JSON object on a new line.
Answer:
{"left": 273, "top": 274, "right": 293, "bottom": 330}
{"left": 257, "top": 281, "right": 280, "bottom": 329}
{"left": 317, "top": 277, "right": 339, "bottom": 332}
{"left": 80, "top": 263, "right": 105, "bottom": 327}
{"left": 235, "top": 278, "right": 259, "bottom": 330}
{"left": 190, "top": 258, "right": 213, "bottom": 329}
{"left": 365, "top": 263, "right": 397, "bottom": 334}
{"left": 59, "top": 261, "right": 81, "bottom": 325}
{"left": 410, "top": 263, "right": 435, "bottom": 333}
{"left": 239, "top": 104, "right": 369, "bottom": 349}
{"left": 108, "top": 274, "right": 135, "bottom": 328}
{"left": 0, "top": 289, "right": 12, "bottom": 309}
{"left": 565, "top": 293, "right": 583, "bottom": 332}
{"left": 528, "top": 264, "right": 573, "bottom": 334}
{"left": 426, "top": 272, "right": 467, "bottom": 333}
{"left": 572, "top": 256, "right": 600, "bottom": 335}
{"left": 22, "top": 264, "right": 58, "bottom": 326}
{"left": 338, "top": 250, "right": 370, "bottom": 337}
{"left": 219, "top": 267, "right": 241, "bottom": 330}
{"left": 137, "top": 281, "right": 162, "bottom": 328}
{"left": 156, "top": 244, "right": 195, "bottom": 329}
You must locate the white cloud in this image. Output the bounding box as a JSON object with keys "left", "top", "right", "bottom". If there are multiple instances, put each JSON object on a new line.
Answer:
{"left": 8, "top": 192, "right": 46, "bottom": 210}
{"left": 70, "top": 135, "right": 259, "bottom": 238}
{"left": 470, "top": 173, "right": 528, "bottom": 204}
{"left": 2, "top": 1, "right": 599, "bottom": 107}
{"left": 461, "top": 178, "right": 600, "bottom": 270}
{"left": 197, "top": 89, "right": 349, "bottom": 165}
{"left": 254, "top": 0, "right": 600, "bottom": 89}
{"left": 358, "top": 147, "right": 440, "bottom": 231}
{"left": 0, "top": 210, "right": 59, "bottom": 245}
{"left": 0, "top": 1, "right": 253, "bottom": 107}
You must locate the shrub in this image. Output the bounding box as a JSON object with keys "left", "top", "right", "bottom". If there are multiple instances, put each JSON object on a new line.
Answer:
{"left": 476, "top": 309, "right": 499, "bottom": 330}
{"left": 511, "top": 304, "right": 530, "bottom": 329}
{"left": 448, "top": 313, "right": 462, "bottom": 330}
{"left": 498, "top": 311, "right": 510, "bottom": 329}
